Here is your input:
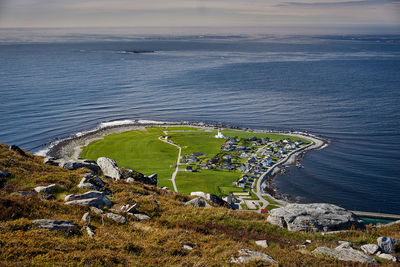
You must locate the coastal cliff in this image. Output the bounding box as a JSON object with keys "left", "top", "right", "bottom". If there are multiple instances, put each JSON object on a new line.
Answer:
{"left": 0, "top": 143, "right": 399, "bottom": 265}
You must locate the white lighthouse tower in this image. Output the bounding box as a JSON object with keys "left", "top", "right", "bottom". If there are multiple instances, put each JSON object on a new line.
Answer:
{"left": 215, "top": 128, "right": 225, "bottom": 139}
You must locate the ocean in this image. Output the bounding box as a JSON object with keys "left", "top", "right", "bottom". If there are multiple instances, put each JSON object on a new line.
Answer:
{"left": 1, "top": 31, "right": 399, "bottom": 214}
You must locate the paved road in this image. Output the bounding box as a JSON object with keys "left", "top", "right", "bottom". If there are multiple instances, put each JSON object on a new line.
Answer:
{"left": 252, "top": 134, "right": 326, "bottom": 212}
{"left": 158, "top": 136, "right": 181, "bottom": 193}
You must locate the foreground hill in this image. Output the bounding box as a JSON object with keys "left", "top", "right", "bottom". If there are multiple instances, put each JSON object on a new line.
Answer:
{"left": 0, "top": 143, "right": 399, "bottom": 266}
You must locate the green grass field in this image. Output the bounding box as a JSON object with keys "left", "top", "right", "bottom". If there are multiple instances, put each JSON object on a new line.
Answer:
{"left": 80, "top": 126, "right": 312, "bottom": 196}
{"left": 175, "top": 169, "right": 240, "bottom": 196}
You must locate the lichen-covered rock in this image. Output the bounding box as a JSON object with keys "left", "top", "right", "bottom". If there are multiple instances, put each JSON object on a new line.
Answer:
{"left": 185, "top": 197, "right": 210, "bottom": 207}
{"left": 190, "top": 191, "right": 232, "bottom": 208}
{"left": 64, "top": 191, "right": 112, "bottom": 209}
{"left": 33, "top": 219, "right": 76, "bottom": 232}
{"left": 62, "top": 159, "right": 100, "bottom": 173}
{"left": 97, "top": 157, "right": 121, "bottom": 180}
{"left": 377, "top": 253, "right": 397, "bottom": 262}
{"left": 133, "top": 213, "right": 151, "bottom": 221}
{"left": 231, "top": 249, "right": 278, "bottom": 265}
{"left": 266, "top": 203, "right": 364, "bottom": 232}
{"left": 86, "top": 226, "right": 95, "bottom": 238}
{"left": 34, "top": 184, "right": 57, "bottom": 194}
{"left": 255, "top": 240, "right": 269, "bottom": 248}
{"left": 312, "top": 246, "right": 376, "bottom": 263}
{"left": 377, "top": 237, "right": 398, "bottom": 254}
{"left": 106, "top": 212, "right": 126, "bottom": 224}
{"left": 78, "top": 173, "right": 106, "bottom": 191}
{"left": 81, "top": 212, "right": 90, "bottom": 224}
{"left": 361, "top": 244, "right": 379, "bottom": 255}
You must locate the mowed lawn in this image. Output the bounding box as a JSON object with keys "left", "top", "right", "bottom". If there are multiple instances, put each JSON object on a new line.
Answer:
{"left": 168, "top": 130, "right": 223, "bottom": 156}
{"left": 175, "top": 169, "right": 241, "bottom": 196}
{"left": 80, "top": 128, "right": 178, "bottom": 179}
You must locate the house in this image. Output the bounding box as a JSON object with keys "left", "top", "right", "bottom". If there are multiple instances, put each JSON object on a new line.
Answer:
{"left": 240, "top": 152, "right": 249, "bottom": 159}
{"left": 186, "top": 166, "right": 193, "bottom": 172}
{"left": 238, "top": 164, "right": 247, "bottom": 173}
{"left": 283, "top": 138, "right": 291, "bottom": 144}
{"left": 237, "top": 179, "right": 246, "bottom": 188}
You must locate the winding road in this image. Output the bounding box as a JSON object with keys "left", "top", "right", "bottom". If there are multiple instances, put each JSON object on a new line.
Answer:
{"left": 158, "top": 136, "right": 181, "bottom": 193}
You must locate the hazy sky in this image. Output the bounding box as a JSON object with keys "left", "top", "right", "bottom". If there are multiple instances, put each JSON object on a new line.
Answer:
{"left": 0, "top": 0, "right": 399, "bottom": 33}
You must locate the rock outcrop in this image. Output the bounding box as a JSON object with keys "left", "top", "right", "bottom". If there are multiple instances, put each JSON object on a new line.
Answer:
{"left": 78, "top": 173, "right": 106, "bottom": 191}
{"left": 97, "top": 157, "right": 121, "bottom": 180}
{"left": 266, "top": 203, "right": 364, "bottom": 232}
{"left": 64, "top": 191, "right": 112, "bottom": 209}
{"left": 377, "top": 253, "right": 397, "bottom": 262}
{"left": 377, "top": 237, "right": 398, "bottom": 254}
{"left": 121, "top": 168, "right": 157, "bottom": 185}
{"left": 9, "top": 145, "right": 28, "bottom": 157}
{"left": 185, "top": 197, "right": 210, "bottom": 207}
{"left": 361, "top": 244, "right": 379, "bottom": 255}
{"left": 62, "top": 159, "right": 101, "bottom": 173}
{"left": 34, "top": 184, "right": 57, "bottom": 194}
{"left": 33, "top": 219, "right": 76, "bottom": 232}
{"left": 231, "top": 249, "right": 278, "bottom": 265}
{"left": 106, "top": 212, "right": 126, "bottom": 224}
{"left": 190, "top": 192, "right": 232, "bottom": 209}
{"left": 312, "top": 246, "right": 376, "bottom": 264}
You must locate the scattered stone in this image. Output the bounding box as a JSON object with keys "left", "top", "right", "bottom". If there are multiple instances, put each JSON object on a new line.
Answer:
{"left": 39, "top": 193, "right": 56, "bottom": 201}
{"left": 297, "top": 240, "right": 312, "bottom": 248}
{"left": 378, "top": 253, "right": 397, "bottom": 262}
{"left": 120, "top": 203, "right": 138, "bottom": 214}
{"left": 361, "top": 244, "right": 379, "bottom": 255}
{"left": 34, "top": 184, "right": 57, "bottom": 194}
{"left": 266, "top": 203, "right": 365, "bottom": 232}
{"left": 133, "top": 213, "right": 151, "bottom": 221}
{"left": 9, "top": 145, "right": 27, "bottom": 157}
{"left": 182, "top": 245, "right": 193, "bottom": 250}
{"left": 64, "top": 191, "right": 112, "bottom": 209}
{"left": 0, "top": 170, "right": 10, "bottom": 177}
{"left": 190, "top": 191, "right": 232, "bottom": 208}
{"left": 90, "top": 206, "right": 104, "bottom": 215}
{"left": 185, "top": 197, "right": 210, "bottom": 207}
{"left": 126, "top": 178, "right": 135, "bottom": 183}
{"left": 336, "top": 241, "right": 352, "bottom": 249}
{"left": 106, "top": 213, "right": 126, "bottom": 224}
{"left": 312, "top": 246, "right": 376, "bottom": 263}
{"left": 161, "top": 186, "right": 169, "bottom": 190}
{"left": 97, "top": 157, "right": 121, "bottom": 180}
{"left": 147, "top": 174, "right": 158, "bottom": 185}
{"left": 33, "top": 219, "right": 76, "bottom": 232}
{"left": 62, "top": 159, "right": 100, "bottom": 173}
{"left": 78, "top": 173, "right": 106, "bottom": 191}
{"left": 377, "top": 237, "right": 398, "bottom": 254}
{"left": 231, "top": 249, "right": 278, "bottom": 265}
{"left": 255, "top": 240, "right": 269, "bottom": 248}
{"left": 86, "top": 226, "right": 95, "bottom": 238}
{"left": 82, "top": 212, "right": 90, "bottom": 224}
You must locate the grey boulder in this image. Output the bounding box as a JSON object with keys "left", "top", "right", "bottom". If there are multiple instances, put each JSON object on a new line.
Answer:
{"left": 312, "top": 246, "right": 376, "bottom": 264}
{"left": 64, "top": 191, "right": 112, "bottom": 209}
{"left": 34, "top": 184, "right": 57, "bottom": 194}
{"left": 133, "top": 213, "right": 151, "bottom": 221}
{"left": 231, "top": 249, "right": 278, "bottom": 265}
{"left": 266, "top": 203, "right": 364, "bottom": 232}
{"left": 377, "top": 253, "right": 397, "bottom": 262}
{"left": 106, "top": 212, "right": 126, "bottom": 224}
{"left": 78, "top": 173, "right": 106, "bottom": 191}
{"left": 377, "top": 236, "right": 398, "bottom": 254}
{"left": 361, "top": 244, "right": 379, "bottom": 255}
{"left": 255, "top": 240, "right": 269, "bottom": 248}
{"left": 33, "top": 219, "right": 76, "bottom": 232}
{"left": 185, "top": 197, "right": 210, "bottom": 207}
{"left": 97, "top": 157, "right": 121, "bottom": 180}
{"left": 62, "top": 159, "right": 100, "bottom": 173}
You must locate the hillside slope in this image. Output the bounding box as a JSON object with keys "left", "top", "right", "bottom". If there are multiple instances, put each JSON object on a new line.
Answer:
{"left": 0, "top": 143, "right": 399, "bottom": 266}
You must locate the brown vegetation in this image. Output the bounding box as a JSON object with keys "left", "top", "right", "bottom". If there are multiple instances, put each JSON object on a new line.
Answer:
{"left": 0, "top": 143, "right": 399, "bottom": 266}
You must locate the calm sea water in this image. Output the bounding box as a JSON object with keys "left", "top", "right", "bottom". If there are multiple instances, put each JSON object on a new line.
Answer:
{"left": 1, "top": 32, "right": 399, "bottom": 213}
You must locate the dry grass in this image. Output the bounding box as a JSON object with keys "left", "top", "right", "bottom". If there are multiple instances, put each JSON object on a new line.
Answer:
{"left": 0, "top": 143, "right": 399, "bottom": 266}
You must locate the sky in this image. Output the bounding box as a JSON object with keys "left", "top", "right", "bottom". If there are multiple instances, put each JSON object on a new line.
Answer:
{"left": 0, "top": 0, "right": 399, "bottom": 33}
